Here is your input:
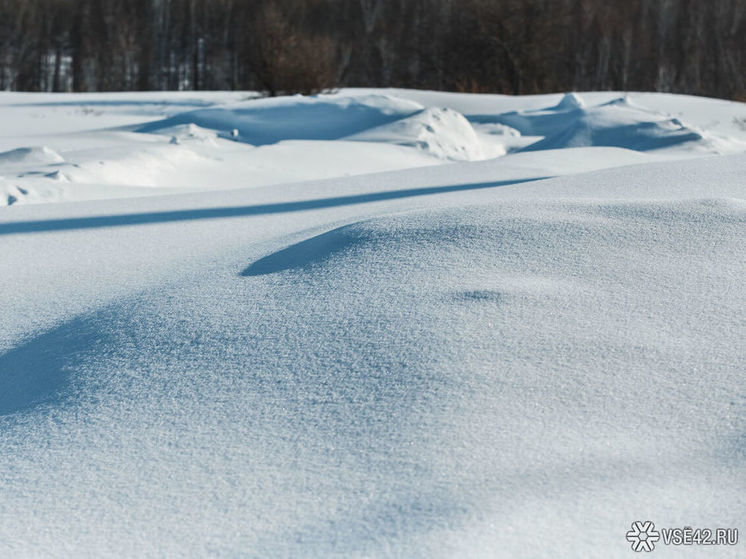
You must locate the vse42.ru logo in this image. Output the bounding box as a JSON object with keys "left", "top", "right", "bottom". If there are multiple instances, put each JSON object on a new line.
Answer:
{"left": 627, "top": 521, "right": 738, "bottom": 552}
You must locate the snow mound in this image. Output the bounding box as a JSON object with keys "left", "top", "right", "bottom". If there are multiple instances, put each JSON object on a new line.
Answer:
{"left": 242, "top": 222, "right": 379, "bottom": 276}
{"left": 160, "top": 123, "right": 220, "bottom": 146}
{"left": 62, "top": 145, "right": 210, "bottom": 188}
{"left": 0, "top": 146, "right": 65, "bottom": 166}
{"left": 524, "top": 111, "right": 705, "bottom": 153}
{"left": 491, "top": 94, "right": 738, "bottom": 154}
{"left": 241, "top": 216, "right": 500, "bottom": 278}
{"left": 139, "top": 94, "right": 424, "bottom": 146}
{"left": 552, "top": 92, "right": 586, "bottom": 111}
{"left": 346, "top": 107, "right": 485, "bottom": 161}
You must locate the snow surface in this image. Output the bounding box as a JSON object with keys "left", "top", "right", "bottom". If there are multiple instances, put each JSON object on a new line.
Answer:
{"left": 0, "top": 89, "right": 745, "bottom": 557}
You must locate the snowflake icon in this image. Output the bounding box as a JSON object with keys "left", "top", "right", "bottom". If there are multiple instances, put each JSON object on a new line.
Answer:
{"left": 626, "top": 521, "right": 661, "bottom": 552}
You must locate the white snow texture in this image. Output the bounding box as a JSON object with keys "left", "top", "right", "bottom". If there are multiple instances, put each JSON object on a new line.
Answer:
{"left": 0, "top": 89, "right": 744, "bottom": 558}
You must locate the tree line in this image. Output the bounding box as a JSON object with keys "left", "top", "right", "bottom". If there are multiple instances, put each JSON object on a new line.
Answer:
{"left": 1, "top": 0, "right": 745, "bottom": 99}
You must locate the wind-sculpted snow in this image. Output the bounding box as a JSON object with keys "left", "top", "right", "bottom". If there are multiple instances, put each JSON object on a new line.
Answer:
{"left": 0, "top": 146, "right": 65, "bottom": 166}
{"left": 139, "top": 93, "right": 426, "bottom": 145}
{"left": 142, "top": 94, "right": 486, "bottom": 161}
{"left": 241, "top": 224, "right": 365, "bottom": 276}
{"left": 1, "top": 90, "right": 746, "bottom": 205}
{"left": 0, "top": 90, "right": 745, "bottom": 557}
{"left": 346, "top": 107, "right": 486, "bottom": 161}
{"left": 479, "top": 93, "right": 744, "bottom": 155}
{"left": 2, "top": 194, "right": 745, "bottom": 556}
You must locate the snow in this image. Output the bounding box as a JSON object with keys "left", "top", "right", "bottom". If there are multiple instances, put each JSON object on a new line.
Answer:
{"left": 346, "top": 106, "right": 486, "bottom": 160}
{"left": 0, "top": 146, "right": 65, "bottom": 166}
{"left": 552, "top": 91, "right": 587, "bottom": 110}
{"left": 0, "top": 89, "right": 745, "bottom": 558}
{"left": 2, "top": 89, "right": 745, "bottom": 207}
{"left": 139, "top": 93, "right": 426, "bottom": 145}
{"left": 474, "top": 94, "right": 744, "bottom": 155}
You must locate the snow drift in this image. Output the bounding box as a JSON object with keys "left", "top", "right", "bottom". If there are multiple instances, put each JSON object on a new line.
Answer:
{"left": 140, "top": 93, "right": 486, "bottom": 161}
{"left": 346, "top": 107, "right": 485, "bottom": 161}
{"left": 0, "top": 146, "right": 64, "bottom": 166}
{"left": 1, "top": 88, "right": 745, "bottom": 558}
{"left": 139, "top": 94, "right": 427, "bottom": 145}
{"left": 486, "top": 93, "right": 742, "bottom": 155}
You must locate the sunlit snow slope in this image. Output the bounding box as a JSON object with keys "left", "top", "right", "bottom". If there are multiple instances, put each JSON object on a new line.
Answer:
{"left": 2, "top": 89, "right": 746, "bottom": 206}
{"left": 0, "top": 89, "right": 745, "bottom": 558}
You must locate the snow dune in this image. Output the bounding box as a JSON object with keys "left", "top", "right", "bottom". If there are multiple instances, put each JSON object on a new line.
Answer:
{"left": 2, "top": 89, "right": 745, "bottom": 206}
{"left": 139, "top": 93, "right": 426, "bottom": 145}
{"left": 0, "top": 145, "right": 65, "bottom": 166}
{"left": 0, "top": 89, "right": 745, "bottom": 557}
{"left": 346, "top": 106, "right": 486, "bottom": 160}
{"left": 476, "top": 93, "right": 743, "bottom": 155}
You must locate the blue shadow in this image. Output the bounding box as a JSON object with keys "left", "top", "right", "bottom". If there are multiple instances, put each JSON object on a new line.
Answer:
{"left": 241, "top": 225, "right": 356, "bottom": 276}
{"left": 0, "top": 317, "right": 98, "bottom": 416}
{"left": 0, "top": 177, "right": 549, "bottom": 236}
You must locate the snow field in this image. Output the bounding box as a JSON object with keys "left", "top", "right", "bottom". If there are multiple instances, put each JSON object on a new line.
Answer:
{"left": 0, "top": 89, "right": 744, "bottom": 557}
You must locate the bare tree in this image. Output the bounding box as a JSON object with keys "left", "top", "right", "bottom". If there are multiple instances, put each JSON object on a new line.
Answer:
{"left": 0, "top": 0, "right": 743, "bottom": 99}
{"left": 253, "top": 2, "right": 337, "bottom": 96}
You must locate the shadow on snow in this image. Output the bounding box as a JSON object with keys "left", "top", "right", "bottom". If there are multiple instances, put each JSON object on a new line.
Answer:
{"left": 0, "top": 176, "right": 549, "bottom": 236}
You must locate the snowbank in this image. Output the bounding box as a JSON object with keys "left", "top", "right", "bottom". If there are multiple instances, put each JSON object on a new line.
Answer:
{"left": 139, "top": 93, "right": 426, "bottom": 145}
{"left": 347, "top": 107, "right": 485, "bottom": 161}
{"left": 0, "top": 146, "right": 64, "bottom": 166}
{"left": 141, "top": 94, "right": 486, "bottom": 161}
{"left": 1, "top": 90, "right": 745, "bottom": 205}
{"left": 488, "top": 93, "right": 742, "bottom": 155}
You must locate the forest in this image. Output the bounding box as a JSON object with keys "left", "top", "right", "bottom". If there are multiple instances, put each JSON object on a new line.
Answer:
{"left": 1, "top": 0, "right": 745, "bottom": 99}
